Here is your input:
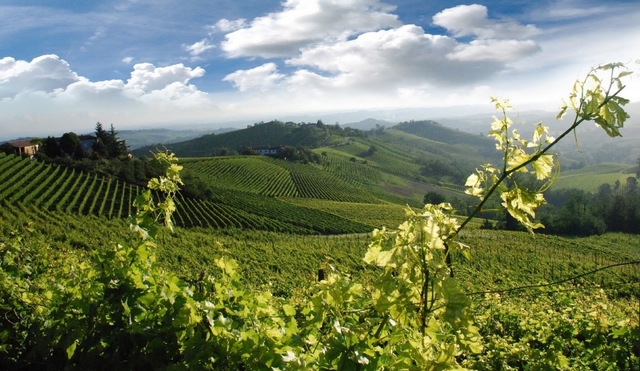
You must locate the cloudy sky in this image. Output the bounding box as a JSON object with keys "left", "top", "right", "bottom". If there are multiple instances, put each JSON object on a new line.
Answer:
{"left": 1, "top": 0, "right": 639, "bottom": 140}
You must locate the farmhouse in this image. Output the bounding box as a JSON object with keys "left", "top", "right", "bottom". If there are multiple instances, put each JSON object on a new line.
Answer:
{"left": 253, "top": 147, "right": 280, "bottom": 156}
{"left": 1, "top": 140, "right": 39, "bottom": 156}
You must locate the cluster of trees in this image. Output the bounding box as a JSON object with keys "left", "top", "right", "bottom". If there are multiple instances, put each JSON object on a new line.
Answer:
{"left": 36, "top": 123, "right": 164, "bottom": 187}
{"left": 39, "top": 123, "right": 127, "bottom": 161}
{"left": 273, "top": 145, "right": 322, "bottom": 164}
{"left": 419, "top": 158, "right": 470, "bottom": 184}
{"left": 538, "top": 177, "right": 640, "bottom": 235}
{"left": 238, "top": 145, "right": 323, "bottom": 164}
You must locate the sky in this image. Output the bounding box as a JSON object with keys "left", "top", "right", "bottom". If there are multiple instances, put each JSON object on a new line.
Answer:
{"left": 1, "top": 0, "right": 639, "bottom": 140}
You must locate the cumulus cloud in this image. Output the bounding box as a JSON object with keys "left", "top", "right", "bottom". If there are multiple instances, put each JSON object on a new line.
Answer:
{"left": 125, "top": 62, "right": 205, "bottom": 93}
{"left": 223, "top": 63, "right": 285, "bottom": 92}
{"left": 284, "top": 24, "right": 539, "bottom": 90}
{"left": 220, "top": 0, "right": 401, "bottom": 58}
{"left": 0, "top": 55, "right": 216, "bottom": 138}
{"left": 183, "top": 38, "right": 216, "bottom": 59}
{"left": 214, "top": 3, "right": 541, "bottom": 96}
{"left": 432, "top": 4, "right": 540, "bottom": 39}
{"left": 0, "top": 55, "right": 80, "bottom": 98}
{"left": 122, "top": 56, "right": 134, "bottom": 64}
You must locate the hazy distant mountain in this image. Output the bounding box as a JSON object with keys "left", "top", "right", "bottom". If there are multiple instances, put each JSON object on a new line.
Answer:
{"left": 119, "top": 127, "right": 238, "bottom": 150}
{"left": 342, "top": 118, "right": 393, "bottom": 130}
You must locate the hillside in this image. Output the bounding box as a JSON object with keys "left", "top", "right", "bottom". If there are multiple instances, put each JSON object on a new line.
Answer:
{"left": 131, "top": 121, "right": 342, "bottom": 157}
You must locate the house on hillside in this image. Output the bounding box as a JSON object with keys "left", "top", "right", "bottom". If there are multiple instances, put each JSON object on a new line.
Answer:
{"left": 253, "top": 147, "right": 280, "bottom": 156}
{"left": 1, "top": 140, "right": 39, "bottom": 156}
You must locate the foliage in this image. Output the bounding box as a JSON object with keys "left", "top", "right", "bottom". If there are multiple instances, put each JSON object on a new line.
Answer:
{"left": 464, "top": 290, "right": 638, "bottom": 370}
{"left": 59, "top": 132, "right": 84, "bottom": 159}
{"left": 539, "top": 179, "right": 640, "bottom": 235}
{"left": 93, "top": 122, "right": 128, "bottom": 159}
{"left": 424, "top": 190, "right": 447, "bottom": 205}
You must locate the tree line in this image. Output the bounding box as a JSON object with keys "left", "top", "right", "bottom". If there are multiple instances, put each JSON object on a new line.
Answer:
{"left": 35, "top": 123, "right": 164, "bottom": 187}
{"left": 538, "top": 176, "right": 640, "bottom": 235}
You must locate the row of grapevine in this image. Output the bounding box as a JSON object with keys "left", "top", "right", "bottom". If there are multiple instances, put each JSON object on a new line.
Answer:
{"left": 185, "top": 157, "right": 298, "bottom": 197}
{"left": 276, "top": 160, "right": 378, "bottom": 203}
{"left": 282, "top": 198, "right": 408, "bottom": 229}
{"left": 0, "top": 154, "right": 140, "bottom": 220}
{"left": 320, "top": 153, "right": 382, "bottom": 186}
{"left": 0, "top": 154, "right": 418, "bottom": 234}
{"left": 171, "top": 195, "right": 311, "bottom": 233}
{"left": 3, "top": 200, "right": 639, "bottom": 301}
{"left": 209, "top": 187, "right": 372, "bottom": 234}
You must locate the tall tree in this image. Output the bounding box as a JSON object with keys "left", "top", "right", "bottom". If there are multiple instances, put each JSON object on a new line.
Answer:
{"left": 93, "top": 122, "right": 109, "bottom": 158}
{"left": 107, "top": 124, "right": 127, "bottom": 158}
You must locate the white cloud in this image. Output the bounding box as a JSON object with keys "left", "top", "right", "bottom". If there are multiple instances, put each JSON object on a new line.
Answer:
{"left": 183, "top": 38, "right": 216, "bottom": 59}
{"left": 211, "top": 18, "right": 247, "bottom": 32}
{"left": 0, "top": 55, "right": 79, "bottom": 98}
{"left": 220, "top": 0, "right": 401, "bottom": 58}
{"left": 531, "top": 0, "right": 610, "bottom": 20}
{"left": 125, "top": 62, "right": 205, "bottom": 92}
{"left": 122, "top": 56, "right": 134, "bottom": 64}
{"left": 447, "top": 39, "right": 540, "bottom": 62}
{"left": 284, "top": 24, "right": 539, "bottom": 90}
{"left": 223, "top": 63, "right": 285, "bottom": 92}
{"left": 432, "top": 4, "right": 540, "bottom": 39}
{"left": 0, "top": 55, "right": 214, "bottom": 139}
{"left": 214, "top": 2, "right": 541, "bottom": 97}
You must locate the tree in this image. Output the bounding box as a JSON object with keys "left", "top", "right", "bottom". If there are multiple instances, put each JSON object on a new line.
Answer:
{"left": 423, "top": 191, "right": 446, "bottom": 205}
{"left": 59, "top": 132, "right": 83, "bottom": 159}
{"left": 93, "top": 122, "right": 109, "bottom": 158}
{"left": 41, "top": 136, "right": 61, "bottom": 158}
{"left": 107, "top": 124, "right": 127, "bottom": 158}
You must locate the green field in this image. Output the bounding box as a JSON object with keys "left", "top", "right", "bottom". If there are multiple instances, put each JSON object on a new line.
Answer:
{"left": 552, "top": 163, "right": 636, "bottom": 191}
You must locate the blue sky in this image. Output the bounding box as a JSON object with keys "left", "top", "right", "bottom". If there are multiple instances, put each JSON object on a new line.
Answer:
{"left": 1, "top": 0, "right": 639, "bottom": 139}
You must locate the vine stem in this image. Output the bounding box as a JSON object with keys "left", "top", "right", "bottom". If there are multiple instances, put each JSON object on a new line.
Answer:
{"left": 446, "top": 82, "right": 626, "bottom": 243}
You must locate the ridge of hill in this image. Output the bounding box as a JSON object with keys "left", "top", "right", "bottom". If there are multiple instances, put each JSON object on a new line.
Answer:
{"left": 131, "top": 121, "right": 353, "bottom": 157}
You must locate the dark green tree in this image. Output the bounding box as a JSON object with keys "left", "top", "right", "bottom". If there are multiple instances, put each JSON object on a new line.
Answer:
{"left": 423, "top": 191, "right": 446, "bottom": 205}
{"left": 59, "top": 132, "right": 83, "bottom": 159}
{"left": 93, "top": 122, "right": 109, "bottom": 158}
{"left": 107, "top": 124, "right": 127, "bottom": 158}
{"left": 41, "top": 136, "right": 61, "bottom": 158}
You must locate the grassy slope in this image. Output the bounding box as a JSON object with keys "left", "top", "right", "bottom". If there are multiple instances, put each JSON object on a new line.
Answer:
{"left": 552, "top": 163, "right": 636, "bottom": 192}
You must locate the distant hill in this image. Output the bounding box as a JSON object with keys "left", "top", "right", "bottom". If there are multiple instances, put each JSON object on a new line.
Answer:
{"left": 119, "top": 127, "right": 236, "bottom": 150}
{"left": 131, "top": 121, "right": 339, "bottom": 157}
{"left": 393, "top": 120, "right": 494, "bottom": 147}
{"left": 343, "top": 118, "right": 393, "bottom": 131}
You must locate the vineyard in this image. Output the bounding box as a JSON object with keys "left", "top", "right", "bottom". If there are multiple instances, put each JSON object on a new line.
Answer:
{"left": 0, "top": 154, "right": 140, "bottom": 219}
{"left": 0, "top": 153, "right": 390, "bottom": 234}
{"left": 1, "top": 200, "right": 639, "bottom": 298}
